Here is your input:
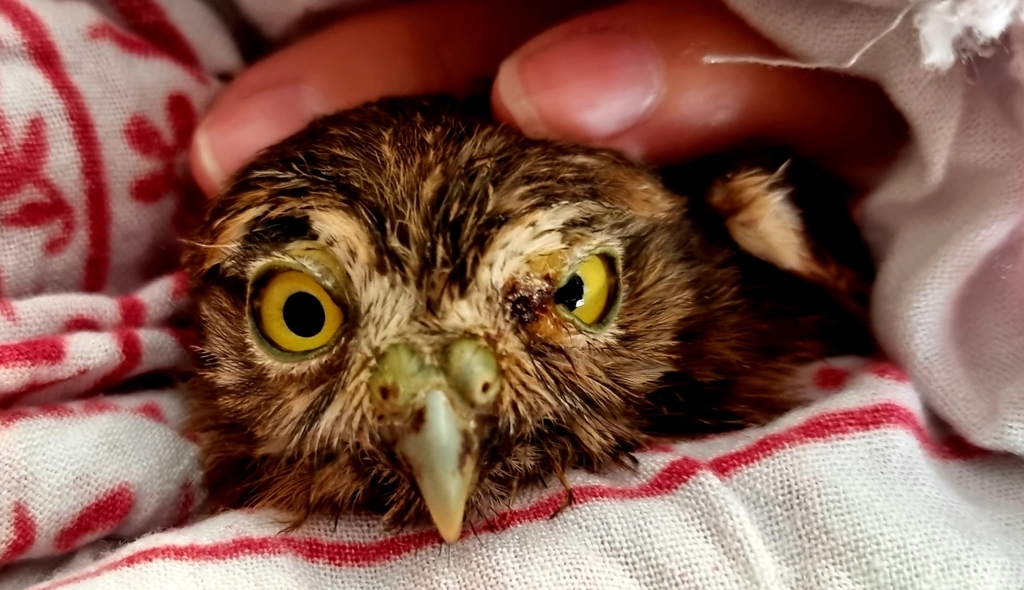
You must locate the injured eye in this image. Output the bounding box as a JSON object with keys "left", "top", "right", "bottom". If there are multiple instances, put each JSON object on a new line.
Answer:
{"left": 251, "top": 270, "right": 344, "bottom": 353}
{"left": 553, "top": 252, "right": 620, "bottom": 329}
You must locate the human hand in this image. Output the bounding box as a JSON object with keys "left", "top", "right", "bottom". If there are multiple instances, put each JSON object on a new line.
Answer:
{"left": 189, "top": 0, "right": 907, "bottom": 197}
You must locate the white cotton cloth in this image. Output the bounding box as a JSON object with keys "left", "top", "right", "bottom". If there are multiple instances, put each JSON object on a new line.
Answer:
{"left": 0, "top": 0, "right": 1022, "bottom": 588}
{"left": 714, "top": 0, "right": 1024, "bottom": 455}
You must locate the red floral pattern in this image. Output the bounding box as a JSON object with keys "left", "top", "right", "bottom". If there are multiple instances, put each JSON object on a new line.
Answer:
{"left": 0, "top": 112, "right": 74, "bottom": 255}
{"left": 124, "top": 93, "right": 204, "bottom": 235}
{"left": 0, "top": 0, "right": 208, "bottom": 574}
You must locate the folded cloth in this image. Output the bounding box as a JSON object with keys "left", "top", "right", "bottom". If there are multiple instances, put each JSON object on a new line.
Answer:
{"left": 0, "top": 1, "right": 1021, "bottom": 588}
{"left": 719, "top": 0, "right": 1024, "bottom": 457}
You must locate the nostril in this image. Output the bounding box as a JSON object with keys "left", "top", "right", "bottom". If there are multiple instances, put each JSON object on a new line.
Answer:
{"left": 369, "top": 377, "right": 401, "bottom": 403}
{"left": 444, "top": 337, "right": 501, "bottom": 405}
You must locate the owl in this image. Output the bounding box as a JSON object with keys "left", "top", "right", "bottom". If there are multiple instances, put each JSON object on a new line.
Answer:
{"left": 181, "top": 95, "right": 875, "bottom": 544}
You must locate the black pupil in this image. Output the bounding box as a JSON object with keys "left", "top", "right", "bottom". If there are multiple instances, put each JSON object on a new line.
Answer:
{"left": 554, "top": 274, "right": 585, "bottom": 311}
{"left": 282, "top": 291, "right": 326, "bottom": 338}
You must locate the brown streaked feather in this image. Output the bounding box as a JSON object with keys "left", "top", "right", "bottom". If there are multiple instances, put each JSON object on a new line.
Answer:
{"left": 181, "top": 94, "right": 876, "bottom": 533}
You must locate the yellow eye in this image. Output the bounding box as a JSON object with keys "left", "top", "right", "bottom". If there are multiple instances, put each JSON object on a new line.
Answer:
{"left": 554, "top": 253, "right": 619, "bottom": 327}
{"left": 252, "top": 270, "right": 344, "bottom": 353}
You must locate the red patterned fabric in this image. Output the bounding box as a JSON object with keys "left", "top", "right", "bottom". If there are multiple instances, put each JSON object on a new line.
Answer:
{"left": 0, "top": 0, "right": 234, "bottom": 584}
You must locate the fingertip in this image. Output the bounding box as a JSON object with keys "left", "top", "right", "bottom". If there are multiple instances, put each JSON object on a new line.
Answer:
{"left": 190, "top": 125, "right": 225, "bottom": 198}
{"left": 493, "top": 56, "right": 552, "bottom": 139}
{"left": 190, "top": 84, "right": 331, "bottom": 199}
{"left": 493, "top": 26, "right": 664, "bottom": 143}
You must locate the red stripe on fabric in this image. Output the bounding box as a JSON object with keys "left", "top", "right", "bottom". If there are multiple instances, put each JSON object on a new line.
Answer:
{"left": 80, "top": 399, "right": 119, "bottom": 413}
{"left": 166, "top": 327, "right": 198, "bottom": 350}
{"left": 0, "top": 368, "right": 88, "bottom": 409}
{"left": 54, "top": 484, "right": 135, "bottom": 552}
{"left": 0, "top": 409, "right": 32, "bottom": 424}
{"left": 117, "top": 296, "right": 146, "bottom": 327}
{"left": 85, "top": 329, "right": 143, "bottom": 395}
{"left": 0, "top": 336, "right": 65, "bottom": 367}
{"left": 171, "top": 482, "right": 197, "bottom": 528}
{"left": 0, "top": 397, "right": 168, "bottom": 430}
{"left": 476, "top": 456, "right": 703, "bottom": 539}
{"left": 707, "top": 403, "right": 988, "bottom": 477}
{"left": 0, "top": 403, "right": 73, "bottom": 428}
{"left": 864, "top": 360, "right": 910, "bottom": 383}
{"left": 34, "top": 402, "right": 995, "bottom": 587}
{"left": 170, "top": 271, "right": 189, "bottom": 299}
{"left": 813, "top": 366, "right": 851, "bottom": 392}
{"left": 66, "top": 295, "right": 153, "bottom": 333}
{"left": 105, "top": 0, "right": 202, "bottom": 73}
{"left": 941, "top": 434, "right": 989, "bottom": 458}
{"left": 86, "top": 23, "right": 157, "bottom": 54}
{"left": 39, "top": 529, "right": 446, "bottom": 582}
{"left": 82, "top": 398, "right": 166, "bottom": 425}
{"left": 0, "top": 273, "right": 17, "bottom": 322}
{"left": 64, "top": 316, "right": 103, "bottom": 332}
{"left": 0, "top": 502, "right": 36, "bottom": 563}
{"left": 0, "top": 0, "right": 111, "bottom": 291}
{"left": 132, "top": 401, "right": 165, "bottom": 423}
{"left": 0, "top": 300, "right": 16, "bottom": 322}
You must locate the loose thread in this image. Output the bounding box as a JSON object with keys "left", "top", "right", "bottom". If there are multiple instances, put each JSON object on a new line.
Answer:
{"left": 702, "top": 0, "right": 919, "bottom": 70}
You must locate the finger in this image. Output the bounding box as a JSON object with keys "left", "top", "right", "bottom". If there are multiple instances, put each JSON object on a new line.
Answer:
{"left": 492, "top": 0, "right": 908, "bottom": 188}
{"left": 190, "top": 0, "right": 599, "bottom": 196}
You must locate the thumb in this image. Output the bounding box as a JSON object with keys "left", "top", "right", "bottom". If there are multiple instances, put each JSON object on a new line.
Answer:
{"left": 491, "top": 0, "right": 907, "bottom": 188}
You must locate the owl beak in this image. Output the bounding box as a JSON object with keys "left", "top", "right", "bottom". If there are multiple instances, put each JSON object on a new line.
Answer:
{"left": 375, "top": 339, "right": 499, "bottom": 544}
{"left": 394, "top": 389, "right": 478, "bottom": 544}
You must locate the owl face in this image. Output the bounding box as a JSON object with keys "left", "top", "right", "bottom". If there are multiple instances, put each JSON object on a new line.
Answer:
{"left": 183, "top": 96, "right": 867, "bottom": 543}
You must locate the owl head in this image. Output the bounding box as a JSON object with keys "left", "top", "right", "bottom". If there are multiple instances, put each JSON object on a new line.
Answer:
{"left": 182, "top": 95, "right": 872, "bottom": 542}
